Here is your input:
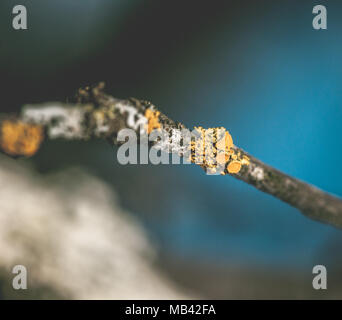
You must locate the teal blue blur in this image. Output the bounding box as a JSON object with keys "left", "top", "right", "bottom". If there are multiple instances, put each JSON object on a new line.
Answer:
{"left": 148, "top": 0, "right": 342, "bottom": 268}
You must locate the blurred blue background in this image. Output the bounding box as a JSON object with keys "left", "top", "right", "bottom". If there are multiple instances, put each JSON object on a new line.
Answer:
{"left": 151, "top": 0, "right": 342, "bottom": 268}
{"left": 1, "top": 0, "right": 342, "bottom": 297}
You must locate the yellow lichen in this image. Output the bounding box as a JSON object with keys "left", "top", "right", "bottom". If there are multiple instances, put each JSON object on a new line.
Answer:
{"left": 0, "top": 120, "right": 44, "bottom": 157}
{"left": 189, "top": 126, "right": 249, "bottom": 175}
{"left": 216, "top": 130, "right": 233, "bottom": 153}
{"left": 145, "top": 109, "right": 161, "bottom": 134}
{"left": 227, "top": 161, "right": 242, "bottom": 174}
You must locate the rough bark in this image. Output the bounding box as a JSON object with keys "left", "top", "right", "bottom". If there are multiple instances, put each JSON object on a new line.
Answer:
{"left": 1, "top": 83, "right": 342, "bottom": 229}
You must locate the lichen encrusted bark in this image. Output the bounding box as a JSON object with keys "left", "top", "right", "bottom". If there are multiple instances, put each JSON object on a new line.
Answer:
{"left": 0, "top": 83, "right": 342, "bottom": 229}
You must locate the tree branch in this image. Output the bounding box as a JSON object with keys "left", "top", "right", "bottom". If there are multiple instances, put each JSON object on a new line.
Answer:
{"left": 1, "top": 83, "right": 342, "bottom": 229}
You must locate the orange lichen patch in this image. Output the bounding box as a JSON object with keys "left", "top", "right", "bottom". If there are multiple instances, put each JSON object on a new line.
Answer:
{"left": 145, "top": 109, "right": 161, "bottom": 134}
{"left": 0, "top": 120, "right": 44, "bottom": 157}
{"left": 216, "top": 130, "right": 233, "bottom": 152}
{"left": 227, "top": 160, "right": 242, "bottom": 174}
{"left": 189, "top": 126, "right": 249, "bottom": 175}
{"left": 225, "top": 153, "right": 250, "bottom": 174}
{"left": 216, "top": 129, "right": 234, "bottom": 166}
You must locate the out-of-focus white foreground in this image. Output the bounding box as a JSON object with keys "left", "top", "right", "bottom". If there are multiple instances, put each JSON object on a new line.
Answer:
{"left": 0, "top": 155, "right": 191, "bottom": 299}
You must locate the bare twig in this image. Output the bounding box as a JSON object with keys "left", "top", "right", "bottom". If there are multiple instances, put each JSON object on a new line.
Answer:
{"left": 1, "top": 84, "right": 342, "bottom": 229}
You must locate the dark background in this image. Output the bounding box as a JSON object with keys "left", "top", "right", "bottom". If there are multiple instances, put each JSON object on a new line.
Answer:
{"left": 1, "top": 0, "right": 342, "bottom": 298}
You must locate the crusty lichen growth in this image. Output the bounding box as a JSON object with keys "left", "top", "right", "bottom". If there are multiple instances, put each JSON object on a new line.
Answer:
{"left": 0, "top": 120, "right": 44, "bottom": 157}
{"left": 189, "top": 126, "right": 249, "bottom": 174}
{"left": 145, "top": 109, "right": 161, "bottom": 134}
